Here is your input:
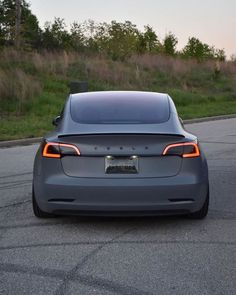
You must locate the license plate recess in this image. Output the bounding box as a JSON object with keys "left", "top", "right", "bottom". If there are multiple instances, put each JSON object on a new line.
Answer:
{"left": 105, "top": 156, "right": 138, "bottom": 174}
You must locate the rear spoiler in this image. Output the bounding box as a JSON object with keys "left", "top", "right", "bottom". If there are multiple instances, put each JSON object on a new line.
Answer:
{"left": 58, "top": 133, "right": 185, "bottom": 138}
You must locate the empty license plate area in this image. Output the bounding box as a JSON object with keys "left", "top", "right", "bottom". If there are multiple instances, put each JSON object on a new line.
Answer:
{"left": 105, "top": 156, "right": 138, "bottom": 174}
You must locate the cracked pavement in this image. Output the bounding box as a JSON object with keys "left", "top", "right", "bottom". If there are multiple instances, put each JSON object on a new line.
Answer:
{"left": 0, "top": 119, "right": 236, "bottom": 295}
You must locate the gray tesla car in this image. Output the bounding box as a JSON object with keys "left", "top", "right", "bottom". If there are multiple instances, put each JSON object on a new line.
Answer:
{"left": 32, "top": 91, "right": 209, "bottom": 219}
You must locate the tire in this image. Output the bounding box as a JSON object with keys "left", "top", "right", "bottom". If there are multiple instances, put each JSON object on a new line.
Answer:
{"left": 188, "top": 188, "right": 209, "bottom": 219}
{"left": 32, "top": 187, "right": 54, "bottom": 218}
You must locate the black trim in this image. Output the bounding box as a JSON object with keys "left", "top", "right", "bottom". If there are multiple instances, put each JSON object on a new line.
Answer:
{"left": 52, "top": 209, "right": 190, "bottom": 217}
{"left": 58, "top": 133, "right": 185, "bottom": 138}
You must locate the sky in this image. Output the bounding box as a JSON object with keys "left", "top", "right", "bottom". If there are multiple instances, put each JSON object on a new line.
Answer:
{"left": 29, "top": 0, "right": 236, "bottom": 58}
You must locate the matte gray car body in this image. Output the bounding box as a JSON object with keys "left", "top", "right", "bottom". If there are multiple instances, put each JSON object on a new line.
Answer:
{"left": 33, "top": 91, "right": 209, "bottom": 218}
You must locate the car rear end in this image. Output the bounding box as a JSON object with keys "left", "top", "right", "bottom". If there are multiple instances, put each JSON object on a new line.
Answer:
{"left": 33, "top": 91, "right": 209, "bottom": 216}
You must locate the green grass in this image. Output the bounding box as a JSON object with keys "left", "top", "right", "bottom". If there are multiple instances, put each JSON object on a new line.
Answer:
{"left": 1, "top": 77, "right": 69, "bottom": 140}
{"left": 1, "top": 51, "right": 236, "bottom": 141}
{"left": 1, "top": 90, "right": 235, "bottom": 141}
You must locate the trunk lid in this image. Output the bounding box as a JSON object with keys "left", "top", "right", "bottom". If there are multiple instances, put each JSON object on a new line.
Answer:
{"left": 58, "top": 134, "right": 184, "bottom": 178}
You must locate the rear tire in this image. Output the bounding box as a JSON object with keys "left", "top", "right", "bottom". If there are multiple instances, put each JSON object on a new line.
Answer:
{"left": 188, "top": 188, "right": 209, "bottom": 219}
{"left": 32, "top": 187, "right": 54, "bottom": 218}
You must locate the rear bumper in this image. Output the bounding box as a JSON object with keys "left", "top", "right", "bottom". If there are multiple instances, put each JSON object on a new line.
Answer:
{"left": 34, "top": 174, "right": 209, "bottom": 216}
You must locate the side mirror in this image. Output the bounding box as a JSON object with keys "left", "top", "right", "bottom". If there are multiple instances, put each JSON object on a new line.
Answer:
{"left": 52, "top": 115, "right": 61, "bottom": 126}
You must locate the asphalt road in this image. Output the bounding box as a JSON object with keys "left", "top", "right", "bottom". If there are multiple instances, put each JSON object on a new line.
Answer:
{"left": 0, "top": 119, "right": 236, "bottom": 295}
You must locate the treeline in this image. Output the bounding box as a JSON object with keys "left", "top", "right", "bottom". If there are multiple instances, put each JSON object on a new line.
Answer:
{"left": 0, "top": 0, "right": 226, "bottom": 61}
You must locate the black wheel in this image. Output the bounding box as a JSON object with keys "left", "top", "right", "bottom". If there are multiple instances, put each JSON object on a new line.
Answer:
{"left": 188, "top": 188, "right": 209, "bottom": 219}
{"left": 32, "top": 187, "right": 54, "bottom": 218}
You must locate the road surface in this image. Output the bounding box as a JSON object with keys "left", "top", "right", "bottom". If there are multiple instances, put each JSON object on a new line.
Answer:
{"left": 0, "top": 119, "right": 236, "bottom": 295}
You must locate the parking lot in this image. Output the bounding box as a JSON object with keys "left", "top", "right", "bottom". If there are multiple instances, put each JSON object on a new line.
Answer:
{"left": 0, "top": 119, "right": 236, "bottom": 295}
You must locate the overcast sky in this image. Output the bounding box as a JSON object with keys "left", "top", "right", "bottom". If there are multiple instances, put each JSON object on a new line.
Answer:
{"left": 29, "top": 0, "right": 236, "bottom": 58}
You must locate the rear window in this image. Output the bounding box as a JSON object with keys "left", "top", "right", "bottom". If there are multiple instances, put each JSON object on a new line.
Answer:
{"left": 70, "top": 93, "right": 170, "bottom": 124}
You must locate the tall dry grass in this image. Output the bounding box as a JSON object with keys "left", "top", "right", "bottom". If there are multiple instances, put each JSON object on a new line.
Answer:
{"left": 221, "top": 60, "right": 236, "bottom": 76}
{"left": 129, "top": 54, "right": 219, "bottom": 75}
{"left": 0, "top": 50, "right": 77, "bottom": 115}
{"left": 0, "top": 68, "right": 42, "bottom": 115}
{"left": 1, "top": 49, "right": 236, "bottom": 116}
{"left": 130, "top": 54, "right": 236, "bottom": 92}
{"left": 31, "top": 51, "right": 79, "bottom": 75}
{"left": 84, "top": 56, "right": 147, "bottom": 88}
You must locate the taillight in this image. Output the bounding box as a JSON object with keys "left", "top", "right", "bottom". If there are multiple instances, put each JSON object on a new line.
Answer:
{"left": 163, "top": 142, "right": 200, "bottom": 158}
{"left": 42, "top": 142, "right": 80, "bottom": 158}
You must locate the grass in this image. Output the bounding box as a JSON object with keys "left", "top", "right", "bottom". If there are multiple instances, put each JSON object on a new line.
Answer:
{"left": 0, "top": 50, "right": 236, "bottom": 141}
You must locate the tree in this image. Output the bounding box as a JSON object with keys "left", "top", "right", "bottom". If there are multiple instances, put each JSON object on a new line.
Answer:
{"left": 70, "top": 22, "right": 86, "bottom": 51}
{"left": 42, "top": 18, "right": 71, "bottom": 50}
{"left": 182, "top": 37, "right": 215, "bottom": 60}
{"left": 214, "top": 48, "right": 226, "bottom": 61}
{"left": 105, "top": 21, "right": 139, "bottom": 60}
{"left": 163, "top": 32, "right": 178, "bottom": 56}
{"left": 81, "top": 19, "right": 99, "bottom": 52}
{"left": 136, "top": 25, "right": 161, "bottom": 54}
{"left": 0, "top": 2, "right": 5, "bottom": 45}
{"left": 0, "top": 0, "right": 17, "bottom": 45}
{"left": 21, "top": 5, "right": 41, "bottom": 49}
{"left": 0, "top": 0, "right": 41, "bottom": 49}
{"left": 15, "top": 0, "right": 21, "bottom": 48}
{"left": 143, "top": 25, "right": 160, "bottom": 52}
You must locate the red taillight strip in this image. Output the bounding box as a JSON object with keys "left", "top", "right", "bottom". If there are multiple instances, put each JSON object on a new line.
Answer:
{"left": 163, "top": 142, "right": 200, "bottom": 158}
{"left": 43, "top": 142, "right": 80, "bottom": 158}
